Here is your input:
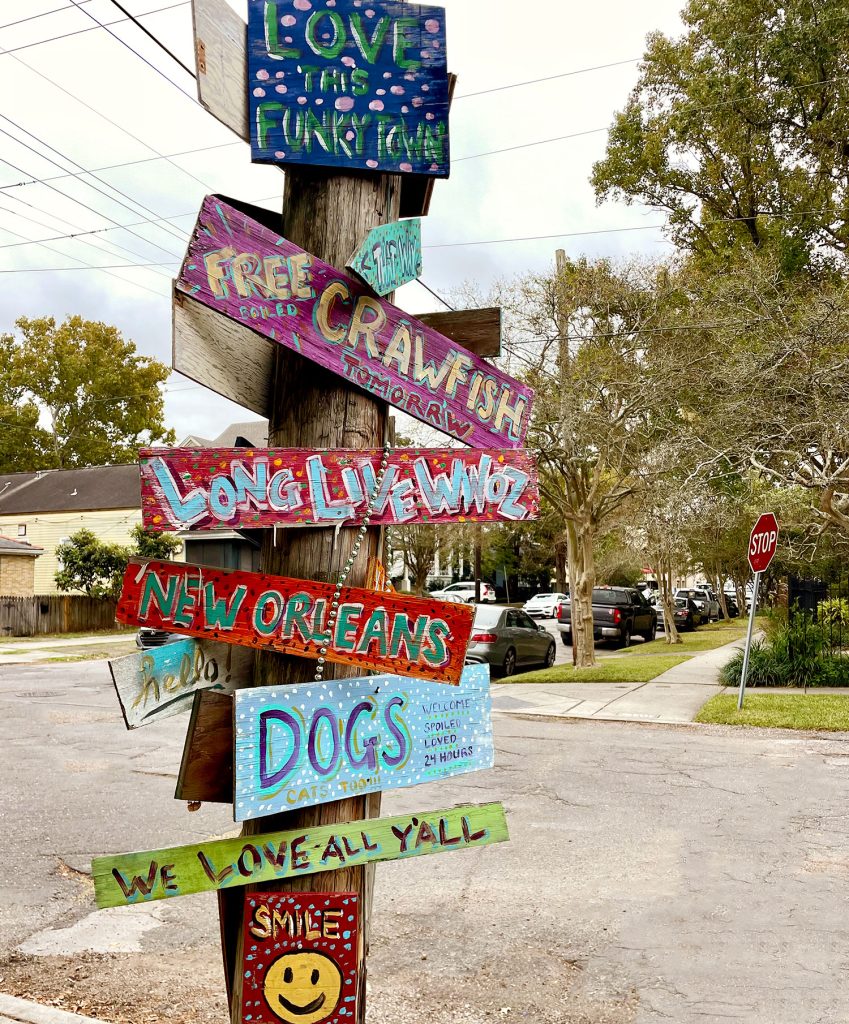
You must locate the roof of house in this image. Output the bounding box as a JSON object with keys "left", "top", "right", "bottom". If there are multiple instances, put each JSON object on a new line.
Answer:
{"left": 210, "top": 420, "right": 269, "bottom": 448}
{"left": 0, "top": 536, "right": 43, "bottom": 557}
{"left": 0, "top": 464, "right": 141, "bottom": 515}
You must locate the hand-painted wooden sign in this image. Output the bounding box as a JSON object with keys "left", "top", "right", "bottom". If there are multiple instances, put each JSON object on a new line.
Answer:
{"left": 108, "top": 638, "right": 252, "bottom": 729}
{"left": 139, "top": 447, "right": 539, "bottom": 532}
{"left": 235, "top": 663, "right": 493, "bottom": 820}
{"left": 247, "top": 0, "right": 450, "bottom": 178}
{"left": 347, "top": 219, "right": 422, "bottom": 296}
{"left": 241, "top": 893, "right": 359, "bottom": 1024}
{"left": 92, "top": 801, "right": 508, "bottom": 908}
{"left": 176, "top": 196, "right": 533, "bottom": 448}
{"left": 172, "top": 290, "right": 501, "bottom": 420}
{"left": 116, "top": 559, "right": 473, "bottom": 684}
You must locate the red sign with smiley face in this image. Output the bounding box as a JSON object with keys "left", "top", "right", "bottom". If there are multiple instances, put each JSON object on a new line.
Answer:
{"left": 241, "top": 892, "right": 359, "bottom": 1024}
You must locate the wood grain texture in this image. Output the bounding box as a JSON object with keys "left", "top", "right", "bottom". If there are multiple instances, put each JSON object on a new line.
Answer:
{"left": 139, "top": 446, "right": 539, "bottom": 531}
{"left": 247, "top": 0, "right": 450, "bottom": 177}
{"left": 235, "top": 663, "right": 493, "bottom": 819}
{"left": 347, "top": 218, "right": 422, "bottom": 296}
{"left": 241, "top": 892, "right": 360, "bottom": 1024}
{"left": 116, "top": 558, "right": 474, "bottom": 684}
{"left": 175, "top": 689, "right": 235, "bottom": 802}
{"left": 172, "top": 288, "right": 273, "bottom": 415}
{"left": 176, "top": 195, "right": 533, "bottom": 448}
{"left": 92, "top": 802, "right": 509, "bottom": 909}
{"left": 173, "top": 292, "right": 501, "bottom": 415}
{"left": 193, "top": 0, "right": 255, "bottom": 143}
{"left": 109, "top": 638, "right": 251, "bottom": 729}
{"left": 416, "top": 307, "right": 502, "bottom": 358}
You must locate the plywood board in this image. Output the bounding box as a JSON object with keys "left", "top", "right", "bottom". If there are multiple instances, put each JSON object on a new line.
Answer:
{"left": 241, "top": 892, "right": 359, "bottom": 1024}
{"left": 92, "top": 801, "right": 509, "bottom": 908}
{"left": 116, "top": 558, "right": 474, "bottom": 684}
{"left": 108, "top": 638, "right": 251, "bottom": 729}
{"left": 235, "top": 664, "right": 493, "bottom": 819}
{"left": 247, "top": 0, "right": 450, "bottom": 177}
{"left": 175, "top": 689, "right": 235, "bottom": 803}
{"left": 416, "top": 307, "right": 502, "bottom": 358}
{"left": 139, "top": 447, "right": 539, "bottom": 531}
{"left": 176, "top": 196, "right": 533, "bottom": 448}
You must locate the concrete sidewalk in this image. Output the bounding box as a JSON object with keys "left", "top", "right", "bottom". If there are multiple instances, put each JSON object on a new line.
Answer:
{"left": 492, "top": 635, "right": 747, "bottom": 725}
{"left": 0, "top": 632, "right": 134, "bottom": 665}
{"left": 0, "top": 995, "right": 110, "bottom": 1024}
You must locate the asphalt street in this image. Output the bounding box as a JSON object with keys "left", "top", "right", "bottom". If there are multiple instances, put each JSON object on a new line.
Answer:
{"left": 2, "top": 659, "right": 849, "bottom": 1024}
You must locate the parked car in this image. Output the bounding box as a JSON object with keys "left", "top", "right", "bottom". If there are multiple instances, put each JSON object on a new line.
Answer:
{"left": 718, "top": 594, "right": 740, "bottom": 619}
{"left": 675, "top": 588, "right": 715, "bottom": 622}
{"left": 465, "top": 604, "right": 556, "bottom": 676}
{"left": 136, "top": 627, "right": 187, "bottom": 649}
{"left": 430, "top": 581, "right": 495, "bottom": 603}
{"left": 693, "top": 584, "right": 721, "bottom": 621}
{"left": 523, "top": 592, "right": 569, "bottom": 619}
{"left": 557, "top": 586, "right": 657, "bottom": 648}
{"left": 432, "top": 592, "right": 469, "bottom": 605}
{"left": 671, "top": 597, "right": 704, "bottom": 631}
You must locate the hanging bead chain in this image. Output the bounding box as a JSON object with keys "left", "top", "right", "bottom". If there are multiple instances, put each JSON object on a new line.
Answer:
{"left": 314, "top": 439, "right": 392, "bottom": 682}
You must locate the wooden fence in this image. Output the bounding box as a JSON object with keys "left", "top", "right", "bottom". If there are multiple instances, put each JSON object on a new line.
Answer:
{"left": 0, "top": 595, "right": 119, "bottom": 637}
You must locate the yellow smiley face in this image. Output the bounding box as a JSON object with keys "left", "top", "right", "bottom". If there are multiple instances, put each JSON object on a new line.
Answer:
{"left": 264, "top": 950, "right": 343, "bottom": 1024}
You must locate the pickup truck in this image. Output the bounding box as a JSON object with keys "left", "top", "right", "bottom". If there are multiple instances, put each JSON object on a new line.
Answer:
{"left": 557, "top": 586, "right": 657, "bottom": 648}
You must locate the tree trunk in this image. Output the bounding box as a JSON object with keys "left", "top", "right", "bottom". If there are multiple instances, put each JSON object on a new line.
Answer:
{"left": 658, "top": 561, "right": 682, "bottom": 645}
{"left": 716, "top": 576, "right": 730, "bottom": 621}
{"left": 554, "top": 533, "right": 567, "bottom": 593}
{"left": 734, "top": 577, "right": 747, "bottom": 617}
{"left": 566, "top": 517, "right": 596, "bottom": 667}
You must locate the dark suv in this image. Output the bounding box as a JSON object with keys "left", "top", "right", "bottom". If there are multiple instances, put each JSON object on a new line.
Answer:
{"left": 557, "top": 586, "right": 657, "bottom": 648}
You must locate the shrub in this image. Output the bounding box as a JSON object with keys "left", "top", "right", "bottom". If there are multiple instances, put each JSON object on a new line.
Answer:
{"left": 720, "top": 615, "right": 849, "bottom": 688}
{"left": 819, "top": 597, "right": 849, "bottom": 629}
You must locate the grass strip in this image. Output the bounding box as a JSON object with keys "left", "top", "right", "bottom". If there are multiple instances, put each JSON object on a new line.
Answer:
{"left": 696, "top": 692, "right": 849, "bottom": 731}
{"left": 508, "top": 654, "right": 691, "bottom": 684}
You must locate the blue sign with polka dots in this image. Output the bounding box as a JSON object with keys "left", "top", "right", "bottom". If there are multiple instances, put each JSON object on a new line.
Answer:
{"left": 234, "top": 663, "right": 492, "bottom": 820}
{"left": 247, "top": 0, "right": 450, "bottom": 176}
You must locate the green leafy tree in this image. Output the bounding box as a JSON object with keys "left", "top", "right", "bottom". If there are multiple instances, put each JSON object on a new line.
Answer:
{"left": 4, "top": 315, "right": 174, "bottom": 472}
{"left": 592, "top": 0, "right": 849, "bottom": 272}
{"left": 55, "top": 524, "right": 182, "bottom": 598}
{"left": 0, "top": 332, "right": 44, "bottom": 471}
{"left": 55, "top": 529, "right": 130, "bottom": 599}
{"left": 130, "top": 523, "right": 182, "bottom": 560}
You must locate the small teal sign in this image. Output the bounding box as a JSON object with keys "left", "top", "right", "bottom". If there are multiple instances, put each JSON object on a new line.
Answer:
{"left": 347, "top": 218, "right": 422, "bottom": 296}
{"left": 234, "top": 663, "right": 493, "bottom": 820}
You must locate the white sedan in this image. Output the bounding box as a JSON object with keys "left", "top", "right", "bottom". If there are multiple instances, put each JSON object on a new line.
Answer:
{"left": 523, "top": 592, "right": 568, "bottom": 618}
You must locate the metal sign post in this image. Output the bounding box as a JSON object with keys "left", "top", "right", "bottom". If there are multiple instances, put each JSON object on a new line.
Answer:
{"left": 737, "top": 571, "right": 761, "bottom": 710}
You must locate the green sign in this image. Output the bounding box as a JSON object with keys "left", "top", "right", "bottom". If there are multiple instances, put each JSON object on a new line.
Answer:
{"left": 92, "top": 802, "right": 508, "bottom": 908}
{"left": 347, "top": 218, "right": 422, "bottom": 296}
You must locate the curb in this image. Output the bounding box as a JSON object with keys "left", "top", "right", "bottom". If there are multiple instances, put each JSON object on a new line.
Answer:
{"left": 0, "top": 995, "right": 111, "bottom": 1024}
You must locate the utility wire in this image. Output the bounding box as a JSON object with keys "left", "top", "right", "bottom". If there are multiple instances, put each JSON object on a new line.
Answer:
{"left": 6, "top": 47, "right": 217, "bottom": 207}
{"left": 104, "top": 0, "right": 195, "bottom": 77}
{"left": 0, "top": 2, "right": 190, "bottom": 52}
{"left": 66, "top": 0, "right": 195, "bottom": 100}
{"left": 414, "top": 279, "right": 455, "bottom": 311}
{"left": 0, "top": 115, "right": 186, "bottom": 263}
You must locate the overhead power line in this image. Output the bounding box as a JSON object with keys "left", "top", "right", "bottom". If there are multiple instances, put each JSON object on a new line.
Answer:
{"left": 104, "top": 0, "right": 195, "bottom": 77}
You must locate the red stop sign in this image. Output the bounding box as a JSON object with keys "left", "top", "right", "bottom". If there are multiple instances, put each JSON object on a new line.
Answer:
{"left": 748, "top": 513, "right": 779, "bottom": 573}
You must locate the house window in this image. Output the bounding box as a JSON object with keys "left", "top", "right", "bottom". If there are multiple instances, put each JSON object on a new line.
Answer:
{"left": 17, "top": 524, "right": 26, "bottom": 537}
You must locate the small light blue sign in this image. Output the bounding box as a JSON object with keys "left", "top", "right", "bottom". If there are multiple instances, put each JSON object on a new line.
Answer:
{"left": 234, "top": 663, "right": 493, "bottom": 820}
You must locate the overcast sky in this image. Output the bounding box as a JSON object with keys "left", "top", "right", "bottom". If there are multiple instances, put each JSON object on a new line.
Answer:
{"left": 0, "top": 0, "right": 684, "bottom": 442}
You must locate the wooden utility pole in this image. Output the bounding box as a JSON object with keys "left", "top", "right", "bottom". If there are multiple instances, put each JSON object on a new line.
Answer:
{"left": 218, "top": 168, "right": 401, "bottom": 1024}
